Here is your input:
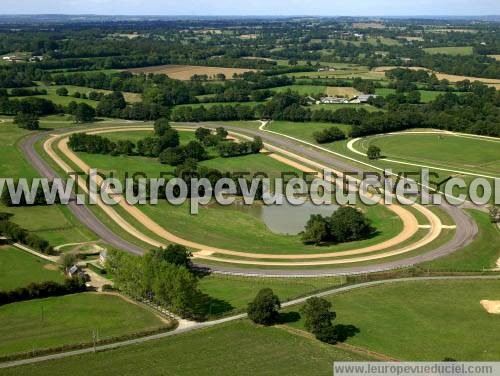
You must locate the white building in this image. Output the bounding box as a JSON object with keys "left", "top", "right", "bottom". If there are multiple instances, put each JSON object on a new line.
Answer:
{"left": 318, "top": 96, "right": 349, "bottom": 104}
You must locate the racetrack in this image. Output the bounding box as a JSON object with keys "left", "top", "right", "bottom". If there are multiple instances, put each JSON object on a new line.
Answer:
{"left": 21, "top": 121, "right": 479, "bottom": 276}
{"left": 46, "top": 126, "right": 439, "bottom": 264}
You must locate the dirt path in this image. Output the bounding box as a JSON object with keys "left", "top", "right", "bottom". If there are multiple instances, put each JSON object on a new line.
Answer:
{"left": 43, "top": 125, "right": 440, "bottom": 266}
{"left": 276, "top": 325, "right": 399, "bottom": 361}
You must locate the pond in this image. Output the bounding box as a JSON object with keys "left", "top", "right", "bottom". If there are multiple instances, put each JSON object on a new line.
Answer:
{"left": 229, "top": 198, "right": 338, "bottom": 235}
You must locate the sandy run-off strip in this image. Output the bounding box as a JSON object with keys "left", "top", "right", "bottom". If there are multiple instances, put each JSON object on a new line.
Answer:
{"left": 480, "top": 300, "right": 500, "bottom": 314}
{"left": 44, "top": 125, "right": 442, "bottom": 266}
{"left": 347, "top": 130, "right": 499, "bottom": 180}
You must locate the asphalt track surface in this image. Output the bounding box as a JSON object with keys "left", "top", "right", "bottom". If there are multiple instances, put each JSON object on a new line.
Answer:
{"left": 21, "top": 122, "right": 478, "bottom": 276}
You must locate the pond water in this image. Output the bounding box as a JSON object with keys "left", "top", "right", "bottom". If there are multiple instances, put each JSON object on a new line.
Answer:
{"left": 230, "top": 199, "right": 338, "bottom": 235}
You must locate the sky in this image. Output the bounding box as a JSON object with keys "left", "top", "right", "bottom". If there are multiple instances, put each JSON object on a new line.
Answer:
{"left": 2, "top": 0, "right": 499, "bottom": 16}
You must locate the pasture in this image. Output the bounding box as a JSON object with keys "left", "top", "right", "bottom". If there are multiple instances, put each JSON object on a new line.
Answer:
{"left": 0, "top": 247, "right": 63, "bottom": 291}
{"left": 269, "top": 85, "right": 327, "bottom": 96}
{"left": 124, "top": 64, "right": 256, "bottom": 80}
{"left": 0, "top": 293, "right": 167, "bottom": 357}
{"left": 1, "top": 320, "right": 371, "bottom": 376}
{"left": 374, "top": 88, "right": 457, "bottom": 103}
{"left": 423, "top": 46, "right": 473, "bottom": 55}
{"left": 286, "top": 279, "right": 500, "bottom": 360}
{"left": 197, "top": 274, "right": 345, "bottom": 315}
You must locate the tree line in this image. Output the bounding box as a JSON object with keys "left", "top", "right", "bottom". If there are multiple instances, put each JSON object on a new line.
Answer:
{"left": 105, "top": 246, "right": 200, "bottom": 319}
{"left": 0, "top": 213, "right": 56, "bottom": 255}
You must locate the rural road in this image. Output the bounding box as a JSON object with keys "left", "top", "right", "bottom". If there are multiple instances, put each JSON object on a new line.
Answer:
{"left": 20, "top": 121, "right": 478, "bottom": 276}
{"left": 1, "top": 275, "right": 498, "bottom": 369}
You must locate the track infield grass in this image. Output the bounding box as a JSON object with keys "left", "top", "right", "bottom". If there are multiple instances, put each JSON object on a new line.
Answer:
{"left": 360, "top": 133, "right": 500, "bottom": 176}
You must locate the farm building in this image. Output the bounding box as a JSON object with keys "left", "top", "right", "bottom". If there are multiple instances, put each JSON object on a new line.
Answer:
{"left": 317, "top": 96, "right": 349, "bottom": 104}
{"left": 350, "top": 94, "right": 377, "bottom": 103}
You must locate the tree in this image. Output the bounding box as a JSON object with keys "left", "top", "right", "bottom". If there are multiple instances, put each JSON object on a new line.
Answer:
{"left": 14, "top": 112, "right": 39, "bottom": 130}
{"left": 158, "top": 129, "right": 180, "bottom": 151}
{"left": 301, "top": 297, "right": 336, "bottom": 333}
{"left": 301, "top": 215, "right": 329, "bottom": 245}
{"left": 313, "top": 127, "right": 346, "bottom": 144}
{"left": 195, "top": 127, "right": 211, "bottom": 141}
{"left": 74, "top": 103, "right": 95, "bottom": 123}
{"left": 250, "top": 137, "right": 263, "bottom": 154}
{"left": 113, "top": 140, "right": 135, "bottom": 156}
{"left": 329, "top": 206, "right": 372, "bottom": 243}
{"left": 150, "top": 245, "right": 192, "bottom": 268}
{"left": 60, "top": 252, "right": 77, "bottom": 270}
{"left": 366, "top": 145, "right": 381, "bottom": 160}
{"left": 184, "top": 141, "right": 207, "bottom": 161}
{"left": 247, "top": 288, "right": 281, "bottom": 325}
{"left": 159, "top": 147, "right": 186, "bottom": 166}
{"left": 154, "top": 117, "right": 171, "bottom": 136}
{"left": 56, "top": 87, "right": 68, "bottom": 96}
{"left": 301, "top": 297, "right": 338, "bottom": 344}
{"left": 216, "top": 127, "right": 228, "bottom": 139}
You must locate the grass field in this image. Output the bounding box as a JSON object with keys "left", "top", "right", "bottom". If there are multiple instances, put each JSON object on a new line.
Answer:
{"left": 286, "top": 279, "right": 500, "bottom": 360}
{"left": 287, "top": 63, "right": 387, "bottom": 81}
{"left": 374, "top": 88, "right": 456, "bottom": 103}
{"left": 198, "top": 274, "right": 345, "bottom": 314}
{"left": 1, "top": 320, "right": 371, "bottom": 375}
{"left": 422, "top": 210, "right": 500, "bottom": 271}
{"left": 0, "top": 293, "right": 167, "bottom": 357}
{"left": 423, "top": 46, "right": 474, "bottom": 55}
{"left": 0, "top": 246, "right": 63, "bottom": 291}
{"left": 268, "top": 121, "right": 352, "bottom": 141}
{"left": 361, "top": 133, "right": 500, "bottom": 176}
{"left": 175, "top": 101, "right": 261, "bottom": 109}
{"left": 124, "top": 64, "right": 256, "bottom": 80}
{"left": 12, "top": 85, "right": 140, "bottom": 108}
{"left": 269, "top": 85, "right": 327, "bottom": 96}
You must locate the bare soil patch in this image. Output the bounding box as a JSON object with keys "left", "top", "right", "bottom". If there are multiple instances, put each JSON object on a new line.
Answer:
{"left": 125, "top": 64, "right": 256, "bottom": 80}
{"left": 480, "top": 300, "right": 500, "bottom": 314}
{"left": 326, "top": 86, "right": 362, "bottom": 97}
